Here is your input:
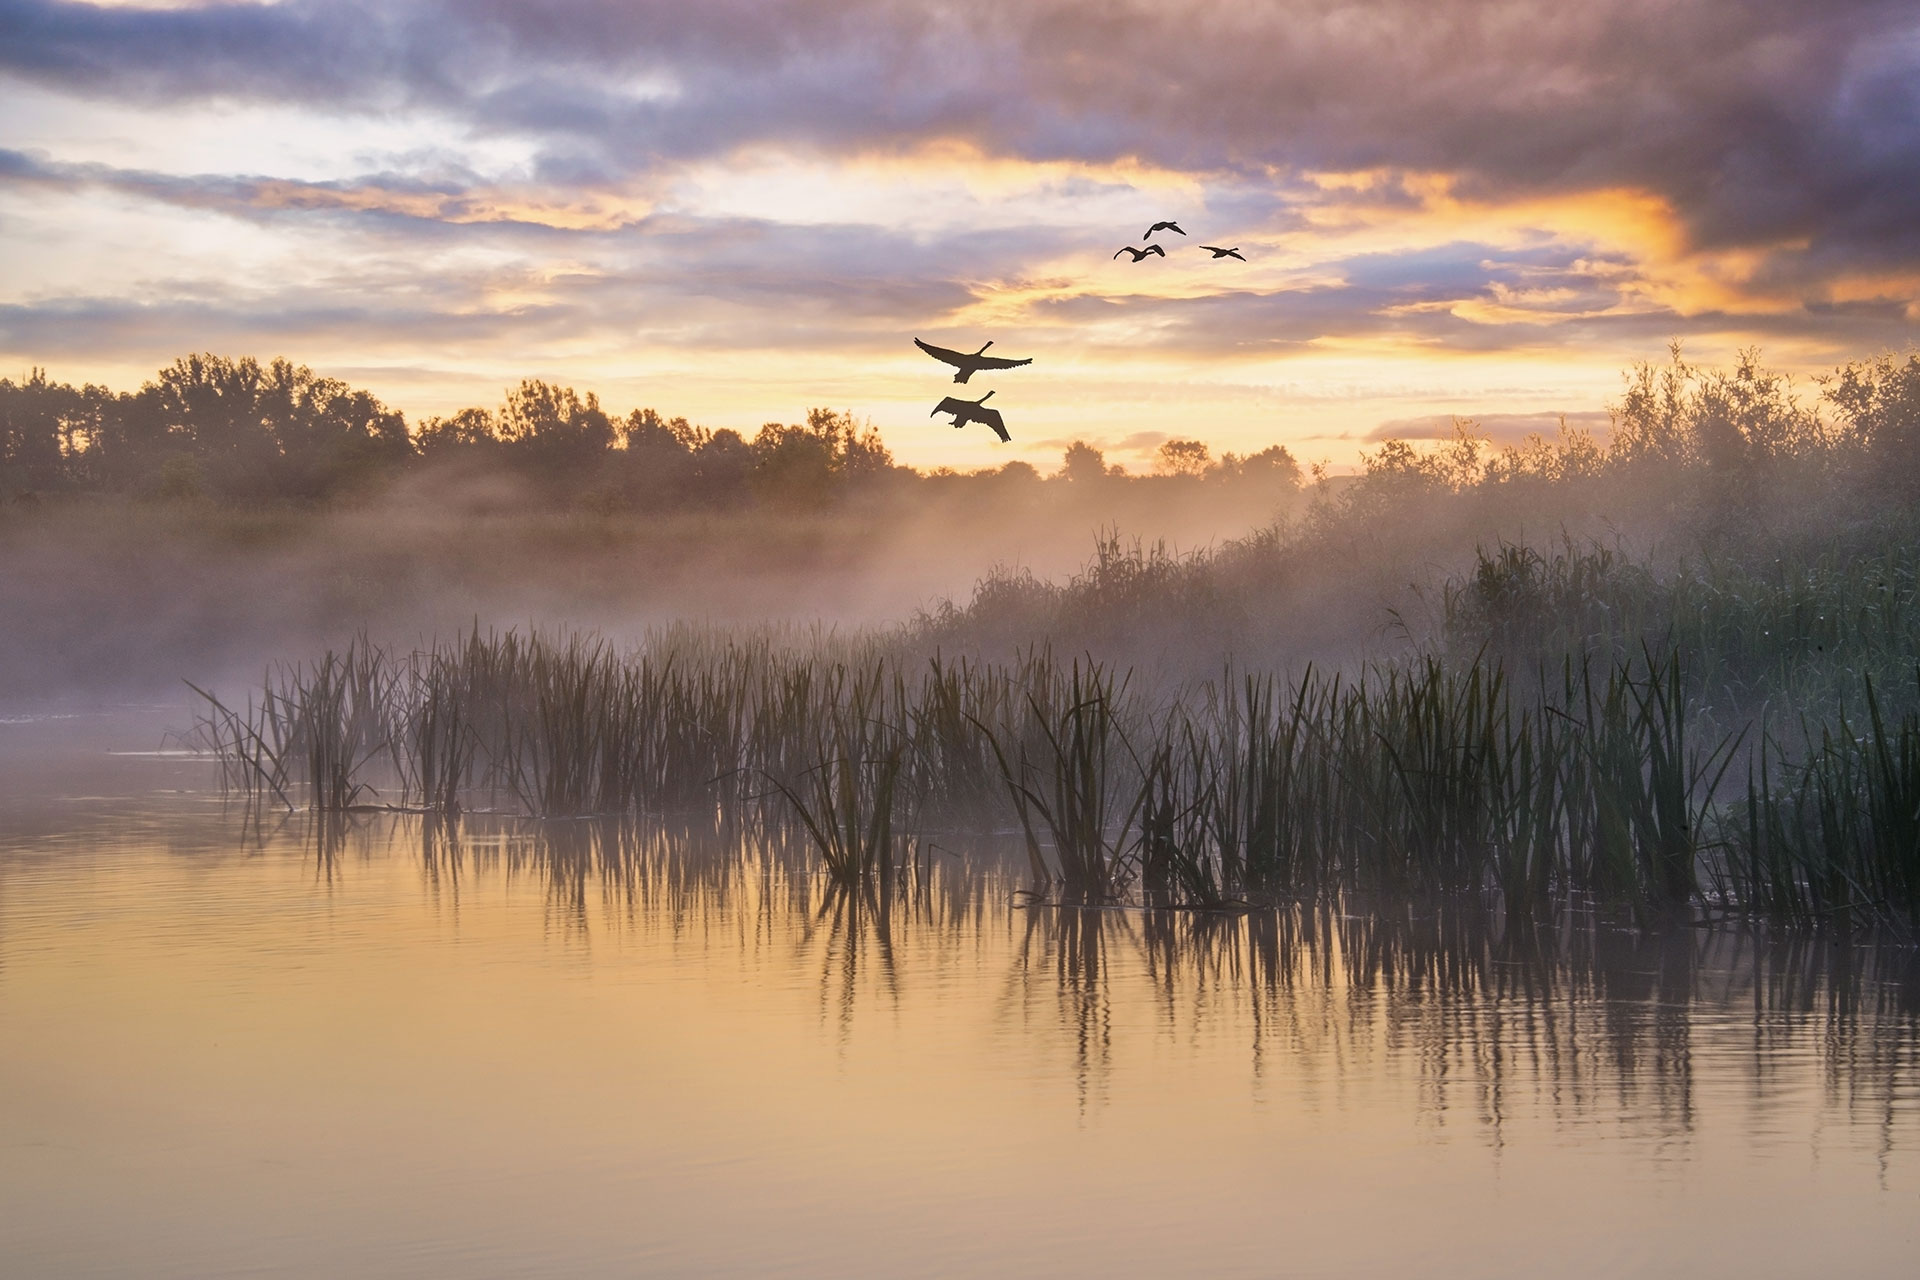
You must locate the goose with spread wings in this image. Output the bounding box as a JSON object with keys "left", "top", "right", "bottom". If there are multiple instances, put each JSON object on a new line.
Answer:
{"left": 1114, "top": 244, "right": 1166, "bottom": 262}
{"left": 932, "top": 390, "right": 1010, "bottom": 443}
{"left": 1199, "top": 245, "right": 1247, "bottom": 260}
{"left": 913, "top": 337, "right": 1033, "bottom": 385}
{"left": 1145, "top": 220, "right": 1187, "bottom": 239}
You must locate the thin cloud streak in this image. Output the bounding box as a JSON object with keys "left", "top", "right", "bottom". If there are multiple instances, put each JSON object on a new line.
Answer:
{"left": 1, "top": 0, "right": 1915, "bottom": 467}
{"left": 7, "top": 0, "right": 1916, "bottom": 258}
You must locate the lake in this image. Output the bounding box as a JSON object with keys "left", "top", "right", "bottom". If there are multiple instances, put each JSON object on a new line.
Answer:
{"left": 3, "top": 708, "right": 1917, "bottom": 1277}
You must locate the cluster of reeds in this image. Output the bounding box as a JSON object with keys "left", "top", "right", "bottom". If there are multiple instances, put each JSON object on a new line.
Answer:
{"left": 1445, "top": 538, "right": 1920, "bottom": 726}
{"left": 1096, "top": 650, "right": 1740, "bottom": 919}
{"left": 1718, "top": 672, "right": 1920, "bottom": 928}
{"left": 192, "top": 629, "right": 1915, "bottom": 929}
{"left": 190, "top": 643, "right": 401, "bottom": 813}
{"left": 765, "top": 663, "right": 911, "bottom": 886}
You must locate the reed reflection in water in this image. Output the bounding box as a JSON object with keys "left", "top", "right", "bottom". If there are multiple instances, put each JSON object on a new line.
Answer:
{"left": 2, "top": 805, "right": 1917, "bottom": 1278}
{"left": 338, "top": 810, "right": 1920, "bottom": 1145}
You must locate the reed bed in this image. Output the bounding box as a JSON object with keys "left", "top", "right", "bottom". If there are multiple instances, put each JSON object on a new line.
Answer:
{"left": 1445, "top": 538, "right": 1920, "bottom": 727}
{"left": 1718, "top": 672, "right": 1920, "bottom": 928}
{"left": 192, "top": 629, "right": 1919, "bottom": 930}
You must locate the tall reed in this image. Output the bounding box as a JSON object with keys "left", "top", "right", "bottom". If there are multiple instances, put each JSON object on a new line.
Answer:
{"left": 190, "top": 628, "right": 1910, "bottom": 928}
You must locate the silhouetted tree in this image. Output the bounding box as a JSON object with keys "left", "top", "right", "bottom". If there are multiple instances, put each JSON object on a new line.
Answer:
{"left": 265, "top": 363, "right": 411, "bottom": 497}
{"left": 621, "top": 407, "right": 702, "bottom": 453}
{"left": 143, "top": 354, "right": 280, "bottom": 496}
{"left": 1612, "top": 344, "right": 1825, "bottom": 484}
{"left": 89, "top": 354, "right": 410, "bottom": 500}
{"left": 1826, "top": 351, "right": 1920, "bottom": 497}
{"left": 0, "top": 369, "right": 103, "bottom": 495}
{"left": 692, "top": 428, "right": 755, "bottom": 505}
{"left": 1220, "top": 444, "right": 1302, "bottom": 488}
{"left": 1157, "top": 438, "right": 1210, "bottom": 477}
{"left": 750, "top": 408, "right": 893, "bottom": 505}
{"left": 1060, "top": 441, "right": 1107, "bottom": 483}
{"left": 597, "top": 407, "right": 699, "bottom": 506}
{"left": 416, "top": 407, "right": 501, "bottom": 454}
{"left": 12, "top": 343, "right": 1902, "bottom": 523}
{"left": 498, "top": 380, "right": 614, "bottom": 481}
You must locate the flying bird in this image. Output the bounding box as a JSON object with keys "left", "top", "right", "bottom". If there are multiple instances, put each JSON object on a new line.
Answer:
{"left": 913, "top": 337, "right": 1033, "bottom": 385}
{"left": 932, "top": 390, "right": 1010, "bottom": 443}
{"left": 1199, "top": 245, "right": 1247, "bottom": 261}
{"left": 1114, "top": 245, "right": 1167, "bottom": 262}
{"left": 1145, "top": 221, "right": 1187, "bottom": 239}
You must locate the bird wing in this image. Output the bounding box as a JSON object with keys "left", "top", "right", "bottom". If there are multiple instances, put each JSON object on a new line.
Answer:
{"left": 1146, "top": 244, "right": 1166, "bottom": 257}
{"left": 1114, "top": 247, "right": 1135, "bottom": 259}
{"left": 1226, "top": 249, "right": 1246, "bottom": 260}
{"left": 976, "top": 407, "right": 1010, "bottom": 442}
{"left": 972, "top": 354, "right": 1032, "bottom": 370}
{"left": 931, "top": 396, "right": 969, "bottom": 418}
{"left": 1168, "top": 222, "right": 1187, "bottom": 234}
{"left": 915, "top": 338, "right": 969, "bottom": 367}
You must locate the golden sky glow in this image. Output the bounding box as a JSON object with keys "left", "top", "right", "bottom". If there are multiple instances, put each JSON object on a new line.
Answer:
{"left": 2, "top": 0, "right": 1916, "bottom": 471}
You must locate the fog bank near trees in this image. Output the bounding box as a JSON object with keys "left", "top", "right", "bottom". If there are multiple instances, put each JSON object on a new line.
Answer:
{"left": 2, "top": 345, "right": 1916, "bottom": 703}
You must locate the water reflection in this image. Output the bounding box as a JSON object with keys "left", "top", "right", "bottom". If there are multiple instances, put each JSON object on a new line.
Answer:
{"left": 1015, "top": 905, "right": 1115, "bottom": 1112}
{"left": 6, "top": 744, "right": 1917, "bottom": 1277}
{"left": 12, "top": 805, "right": 1918, "bottom": 1153}
{"left": 283, "top": 814, "right": 1914, "bottom": 1145}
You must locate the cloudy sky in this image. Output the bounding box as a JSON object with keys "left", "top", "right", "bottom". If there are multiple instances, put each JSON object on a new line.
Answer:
{"left": 2, "top": 0, "right": 1917, "bottom": 470}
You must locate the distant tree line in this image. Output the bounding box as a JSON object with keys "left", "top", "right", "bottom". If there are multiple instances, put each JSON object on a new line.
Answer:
{"left": 5, "top": 345, "right": 1915, "bottom": 510}
{"left": 0, "top": 355, "right": 412, "bottom": 504}
{"left": 1323, "top": 345, "right": 1920, "bottom": 524}
{"left": 0, "top": 353, "right": 1306, "bottom": 507}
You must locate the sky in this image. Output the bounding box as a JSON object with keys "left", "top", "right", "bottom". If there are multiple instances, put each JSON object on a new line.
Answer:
{"left": 2, "top": 0, "right": 1918, "bottom": 472}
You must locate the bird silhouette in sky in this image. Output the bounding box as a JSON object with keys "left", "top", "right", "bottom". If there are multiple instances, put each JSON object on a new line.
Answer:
{"left": 1145, "top": 221, "right": 1186, "bottom": 239}
{"left": 1114, "top": 244, "right": 1166, "bottom": 262}
{"left": 1199, "top": 245, "right": 1247, "bottom": 260}
{"left": 913, "top": 337, "right": 1034, "bottom": 385}
{"left": 932, "top": 390, "right": 1009, "bottom": 442}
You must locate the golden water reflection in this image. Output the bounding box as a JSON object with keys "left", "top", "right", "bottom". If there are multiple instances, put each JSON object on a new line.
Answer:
{"left": 2, "top": 806, "right": 1917, "bottom": 1278}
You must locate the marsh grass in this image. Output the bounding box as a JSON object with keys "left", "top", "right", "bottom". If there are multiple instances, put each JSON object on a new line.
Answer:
{"left": 193, "top": 623, "right": 1915, "bottom": 929}
{"left": 1718, "top": 672, "right": 1920, "bottom": 928}
{"left": 189, "top": 641, "right": 401, "bottom": 812}
{"left": 766, "top": 663, "right": 912, "bottom": 886}
{"left": 978, "top": 660, "right": 1145, "bottom": 898}
{"left": 1446, "top": 538, "right": 1920, "bottom": 731}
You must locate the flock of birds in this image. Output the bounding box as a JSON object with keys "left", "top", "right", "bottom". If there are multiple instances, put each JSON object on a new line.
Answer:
{"left": 918, "top": 220, "right": 1246, "bottom": 443}
{"left": 1114, "top": 220, "right": 1245, "bottom": 262}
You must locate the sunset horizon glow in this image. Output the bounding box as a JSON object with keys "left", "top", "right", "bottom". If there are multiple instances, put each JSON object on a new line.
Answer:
{"left": 3, "top": 0, "right": 1916, "bottom": 472}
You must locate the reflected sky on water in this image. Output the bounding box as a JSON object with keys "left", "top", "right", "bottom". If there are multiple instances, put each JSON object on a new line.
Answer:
{"left": 2, "top": 710, "right": 1917, "bottom": 1278}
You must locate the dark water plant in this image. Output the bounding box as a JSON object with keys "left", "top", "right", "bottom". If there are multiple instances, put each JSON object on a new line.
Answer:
{"left": 1721, "top": 672, "right": 1920, "bottom": 930}
{"left": 190, "top": 626, "right": 1915, "bottom": 929}
{"left": 976, "top": 659, "right": 1143, "bottom": 896}
{"left": 766, "top": 663, "right": 911, "bottom": 887}
{"left": 190, "top": 639, "right": 401, "bottom": 813}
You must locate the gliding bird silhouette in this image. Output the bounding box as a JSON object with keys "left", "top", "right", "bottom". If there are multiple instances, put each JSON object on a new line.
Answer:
{"left": 913, "top": 337, "right": 1034, "bottom": 385}
{"left": 1199, "top": 245, "right": 1247, "bottom": 260}
{"left": 1114, "top": 244, "right": 1166, "bottom": 262}
{"left": 931, "top": 390, "right": 1010, "bottom": 442}
{"left": 1145, "top": 221, "right": 1187, "bottom": 238}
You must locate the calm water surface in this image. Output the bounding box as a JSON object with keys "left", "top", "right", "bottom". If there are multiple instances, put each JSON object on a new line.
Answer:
{"left": 3, "top": 709, "right": 1918, "bottom": 1277}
